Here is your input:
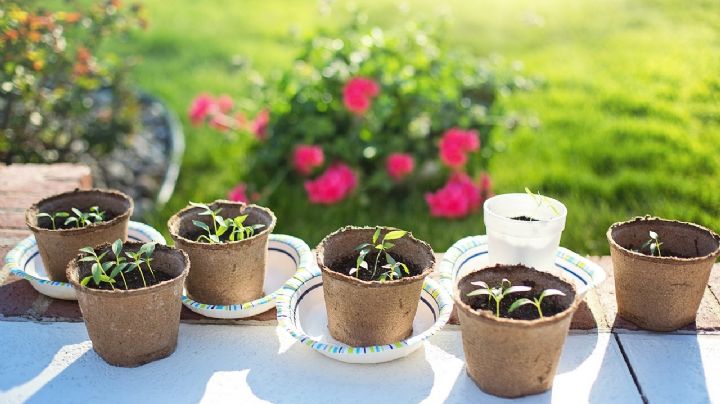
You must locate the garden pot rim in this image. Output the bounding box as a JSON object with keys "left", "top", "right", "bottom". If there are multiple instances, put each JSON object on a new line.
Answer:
{"left": 66, "top": 241, "right": 190, "bottom": 298}
{"left": 167, "top": 199, "right": 277, "bottom": 249}
{"left": 607, "top": 216, "right": 720, "bottom": 264}
{"left": 316, "top": 225, "right": 435, "bottom": 288}
{"left": 484, "top": 192, "right": 567, "bottom": 224}
{"left": 453, "top": 264, "right": 581, "bottom": 328}
{"left": 25, "top": 188, "right": 133, "bottom": 235}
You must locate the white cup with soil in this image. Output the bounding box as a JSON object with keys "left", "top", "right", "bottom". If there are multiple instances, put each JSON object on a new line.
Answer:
{"left": 454, "top": 264, "right": 580, "bottom": 398}
{"left": 316, "top": 226, "right": 435, "bottom": 347}
{"left": 608, "top": 216, "right": 720, "bottom": 331}
{"left": 25, "top": 189, "right": 133, "bottom": 282}
{"left": 167, "top": 200, "right": 276, "bottom": 305}
{"left": 484, "top": 191, "right": 567, "bottom": 271}
{"left": 66, "top": 240, "right": 189, "bottom": 367}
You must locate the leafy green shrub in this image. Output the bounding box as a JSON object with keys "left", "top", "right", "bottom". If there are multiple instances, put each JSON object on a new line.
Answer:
{"left": 0, "top": 0, "right": 145, "bottom": 164}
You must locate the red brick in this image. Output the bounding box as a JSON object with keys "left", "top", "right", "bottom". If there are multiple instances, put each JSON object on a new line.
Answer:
{"left": 0, "top": 211, "right": 27, "bottom": 229}
{"left": 0, "top": 275, "right": 40, "bottom": 317}
{"left": 44, "top": 300, "right": 83, "bottom": 321}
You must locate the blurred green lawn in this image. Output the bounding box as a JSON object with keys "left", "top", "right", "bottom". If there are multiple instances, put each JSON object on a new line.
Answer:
{"left": 116, "top": 0, "right": 720, "bottom": 253}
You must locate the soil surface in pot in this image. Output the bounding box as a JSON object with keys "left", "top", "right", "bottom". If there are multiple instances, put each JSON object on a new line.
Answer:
{"left": 623, "top": 244, "right": 693, "bottom": 259}
{"left": 510, "top": 216, "right": 539, "bottom": 222}
{"left": 468, "top": 280, "right": 568, "bottom": 320}
{"left": 87, "top": 268, "right": 174, "bottom": 291}
{"left": 37, "top": 210, "right": 119, "bottom": 230}
{"left": 180, "top": 221, "right": 266, "bottom": 244}
{"left": 330, "top": 251, "right": 423, "bottom": 282}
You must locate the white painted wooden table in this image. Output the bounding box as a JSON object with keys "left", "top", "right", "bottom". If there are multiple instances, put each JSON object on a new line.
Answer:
{"left": 3, "top": 321, "right": 716, "bottom": 403}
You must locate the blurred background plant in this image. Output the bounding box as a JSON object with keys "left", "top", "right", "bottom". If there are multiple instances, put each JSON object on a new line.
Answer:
{"left": 189, "top": 11, "right": 537, "bottom": 217}
{"left": 0, "top": 0, "right": 145, "bottom": 164}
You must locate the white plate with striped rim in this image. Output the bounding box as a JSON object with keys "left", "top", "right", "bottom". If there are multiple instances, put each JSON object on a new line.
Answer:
{"left": 3, "top": 221, "right": 166, "bottom": 300}
{"left": 276, "top": 266, "right": 453, "bottom": 364}
{"left": 438, "top": 235, "right": 606, "bottom": 298}
{"left": 181, "top": 234, "right": 314, "bottom": 319}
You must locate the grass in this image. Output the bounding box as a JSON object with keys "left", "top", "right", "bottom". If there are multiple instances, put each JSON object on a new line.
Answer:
{"left": 111, "top": 0, "right": 720, "bottom": 253}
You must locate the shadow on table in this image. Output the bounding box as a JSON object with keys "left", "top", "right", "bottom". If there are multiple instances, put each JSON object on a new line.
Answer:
{"left": 245, "top": 332, "right": 435, "bottom": 403}
{"left": 0, "top": 322, "right": 90, "bottom": 399}
{"left": 24, "top": 324, "right": 435, "bottom": 403}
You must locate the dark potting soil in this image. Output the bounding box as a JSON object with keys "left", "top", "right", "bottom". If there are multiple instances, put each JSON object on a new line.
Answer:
{"left": 38, "top": 212, "right": 117, "bottom": 230}
{"left": 468, "top": 282, "right": 568, "bottom": 320}
{"left": 625, "top": 244, "right": 694, "bottom": 259}
{"left": 511, "top": 216, "right": 540, "bottom": 222}
{"left": 86, "top": 266, "right": 173, "bottom": 291}
{"left": 330, "top": 251, "right": 423, "bottom": 282}
{"left": 182, "top": 223, "right": 265, "bottom": 244}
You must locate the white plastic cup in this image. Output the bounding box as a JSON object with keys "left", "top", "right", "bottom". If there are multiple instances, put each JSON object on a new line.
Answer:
{"left": 483, "top": 193, "right": 567, "bottom": 271}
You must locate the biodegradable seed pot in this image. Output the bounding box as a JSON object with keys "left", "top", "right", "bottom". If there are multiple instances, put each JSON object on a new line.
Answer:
{"left": 25, "top": 189, "right": 133, "bottom": 282}
{"left": 455, "top": 264, "right": 580, "bottom": 398}
{"left": 484, "top": 192, "right": 567, "bottom": 271}
{"left": 608, "top": 217, "right": 720, "bottom": 331}
{"left": 316, "top": 226, "right": 435, "bottom": 347}
{"left": 67, "top": 242, "right": 189, "bottom": 367}
{"left": 168, "top": 200, "right": 276, "bottom": 305}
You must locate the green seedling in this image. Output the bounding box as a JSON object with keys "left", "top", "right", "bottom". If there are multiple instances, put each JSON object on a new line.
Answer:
{"left": 508, "top": 288, "right": 566, "bottom": 318}
{"left": 640, "top": 230, "right": 663, "bottom": 257}
{"left": 36, "top": 211, "right": 70, "bottom": 230}
{"left": 190, "top": 202, "right": 264, "bottom": 244}
{"left": 125, "top": 242, "right": 158, "bottom": 288}
{"left": 525, "top": 187, "right": 560, "bottom": 217}
{"left": 60, "top": 206, "right": 106, "bottom": 229}
{"left": 350, "top": 228, "right": 409, "bottom": 281}
{"left": 467, "top": 278, "right": 531, "bottom": 317}
{"left": 77, "top": 246, "right": 115, "bottom": 290}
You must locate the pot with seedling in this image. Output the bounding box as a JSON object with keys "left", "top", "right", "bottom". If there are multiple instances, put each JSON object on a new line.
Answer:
{"left": 608, "top": 216, "right": 720, "bottom": 331}
{"left": 483, "top": 188, "right": 567, "bottom": 271}
{"left": 316, "top": 226, "right": 435, "bottom": 346}
{"left": 454, "top": 264, "right": 580, "bottom": 398}
{"left": 25, "top": 189, "right": 133, "bottom": 281}
{"left": 67, "top": 239, "right": 189, "bottom": 367}
{"left": 167, "top": 200, "right": 276, "bottom": 304}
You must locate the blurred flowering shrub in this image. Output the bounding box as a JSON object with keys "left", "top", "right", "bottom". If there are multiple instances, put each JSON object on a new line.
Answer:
{"left": 191, "top": 12, "right": 537, "bottom": 218}
{"left": 0, "top": 0, "right": 145, "bottom": 164}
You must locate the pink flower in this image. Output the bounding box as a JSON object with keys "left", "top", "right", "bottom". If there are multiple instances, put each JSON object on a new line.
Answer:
{"left": 304, "top": 163, "right": 357, "bottom": 204}
{"left": 479, "top": 171, "right": 494, "bottom": 199}
{"left": 386, "top": 153, "right": 415, "bottom": 181}
{"left": 425, "top": 173, "right": 483, "bottom": 218}
{"left": 439, "top": 128, "right": 480, "bottom": 169}
{"left": 210, "top": 113, "right": 232, "bottom": 132}
{"left": 228, "top": 183, "right": 249, "bottom": 203}
{"left": 217, "top": 94, "right": 234, "bottom": 113}
{"left": 343, "top": 77, "right": 380, "bottom": 115}
{"left": 250, "top": 109, "right": 270, "bottom": 140}
{"left": 292, "top": 145, "right": 325, "bottom": 175}
{"left": 188, "top": 94, "right": 215, "bottom": 126}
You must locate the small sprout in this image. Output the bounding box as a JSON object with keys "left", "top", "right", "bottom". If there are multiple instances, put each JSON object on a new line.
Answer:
{"left": 508, "top": 288, "right": 566, "bottom": 318}
{"left": 351, "top": 227, "right": 409, "bottom": 282}
{"left": 467, "top": 278, "right": 531, "bottom": 317}
{"left": 79, "top": 240, "right": 158, "bottom": 290}
{"left": 37, "top": 211, "right": 70, "bottom": 230}
{"left": 190, "top": 202, "right": 264, "bottom": 244}
{"left": 78, "top": 245, "right": 115, "bottom": 290}
{"left": 640, "top": 230, "right": 663, "bottom": 257}
{"left": 525, "top": 187, "right": 560, "bottom": 217}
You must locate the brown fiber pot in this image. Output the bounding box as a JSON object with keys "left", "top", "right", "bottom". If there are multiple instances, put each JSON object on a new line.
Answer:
{"left": 608, "top": 216, "right": 720, "bottom": 331}
{"left": 25, "top": 189, "right": 133, "bottom": 282}
{"left": 455, "top": 265, "right": 580, "bottom": 398}
{"left": 67, "top": 242, "right": 189, "bottom": 367}
{"left": 316, "top": 226, "right": 435, "bottom": 347}
{"left": 167, "top": 200, "right": 276, "bottom": 305}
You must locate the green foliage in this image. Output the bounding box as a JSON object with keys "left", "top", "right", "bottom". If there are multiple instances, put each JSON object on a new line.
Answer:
{"left": 39, "top": 206, "right": 105, "bottom": 229}
{"left": 640, "top": 231, "right": 663, "bottom": 257}
{"left": 524, "top": 187, "right": 560, "bottom": 217}
{"left": 467, "top": 278, "right": 531, "bottom": 318}
{"left": 78, "top": 240, "right": 157, "bottom": 289}
{"left": 350, "top": 227, "right": 409, "bottom": 281}
{"left": 190, "top": 202, "right": 264, "bottom": 244}
{"left": 508, "top": 288, "right": 566, "bottom": 318}
{"left": 0, "top": 0, "right": 145, "bottom": 164}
